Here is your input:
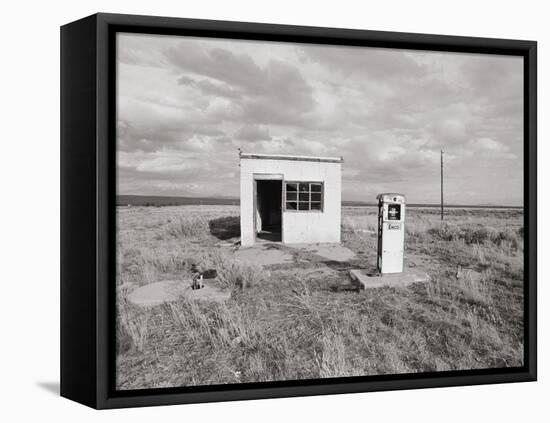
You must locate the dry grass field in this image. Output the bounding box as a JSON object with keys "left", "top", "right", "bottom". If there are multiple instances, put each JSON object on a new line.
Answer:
{"left": 116, "top": 205, "right": 524, "bottom": 390}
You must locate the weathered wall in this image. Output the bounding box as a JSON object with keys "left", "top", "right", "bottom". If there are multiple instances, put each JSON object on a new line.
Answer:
{"left": 240, "top": 157, "right": 341, "bottom": 246}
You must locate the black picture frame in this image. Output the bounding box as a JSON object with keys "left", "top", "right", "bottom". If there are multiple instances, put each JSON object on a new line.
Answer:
{"left": 60, "top": 12, "right": 537, "bottom": 409}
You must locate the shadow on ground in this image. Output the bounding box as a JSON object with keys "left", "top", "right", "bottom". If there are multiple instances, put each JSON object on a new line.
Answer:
{"left": 36, "top": 381, "right": 59, "bottom": 396}
{"left": 209, "top": 216, "right": 240, "bottom": 240}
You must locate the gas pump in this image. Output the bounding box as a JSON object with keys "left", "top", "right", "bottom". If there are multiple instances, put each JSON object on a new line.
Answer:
{"left": 376, "top": 193, "right": 406, "bottom": 274}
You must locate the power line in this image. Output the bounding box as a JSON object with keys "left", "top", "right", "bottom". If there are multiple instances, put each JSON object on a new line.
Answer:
{"left": 441, "top": 149, "right": 444, "bottom": 221}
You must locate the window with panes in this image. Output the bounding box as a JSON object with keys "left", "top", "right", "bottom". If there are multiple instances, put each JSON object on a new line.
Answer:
{"left": 285, "top": 182, "right": 324, "bottom": 211}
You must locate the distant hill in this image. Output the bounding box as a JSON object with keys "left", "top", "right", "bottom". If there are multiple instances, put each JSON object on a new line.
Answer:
{"left": 117, "top": 195, "right": 239, "bottom": 206}
{"left": 343, "top": 201, "right": 523, "bottom": 209}
{"left": 117, "top": 195, "right": 521, "bottom": 209}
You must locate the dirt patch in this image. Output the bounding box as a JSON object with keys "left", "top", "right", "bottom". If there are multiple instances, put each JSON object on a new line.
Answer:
{"left": 288, "top": 243, "right": 356, "bottom": 262}
{"left": 234, "top": 244, "right": 294, "bottom": 266}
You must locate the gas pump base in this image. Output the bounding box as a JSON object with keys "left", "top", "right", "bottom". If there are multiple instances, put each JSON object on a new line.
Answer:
{"left": 349, "top": 268, "right": 430, "bottom": 290}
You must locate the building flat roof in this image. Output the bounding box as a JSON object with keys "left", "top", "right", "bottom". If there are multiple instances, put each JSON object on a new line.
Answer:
{"left": 239, "top": 152, "right": 343, "bottom": 163}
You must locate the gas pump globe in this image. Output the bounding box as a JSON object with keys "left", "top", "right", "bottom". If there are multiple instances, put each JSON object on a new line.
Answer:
{"left": 376, "top": 193, "right": 406, "bottom": 274}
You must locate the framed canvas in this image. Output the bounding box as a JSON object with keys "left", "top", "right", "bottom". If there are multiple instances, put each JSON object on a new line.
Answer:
{"left": 60, "top": 13, "right": 537, "bottom": 409}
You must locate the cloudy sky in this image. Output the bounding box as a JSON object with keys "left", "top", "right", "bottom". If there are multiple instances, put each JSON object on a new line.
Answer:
{"left": 117, "top": 33, "right": 523, "bottom": 206}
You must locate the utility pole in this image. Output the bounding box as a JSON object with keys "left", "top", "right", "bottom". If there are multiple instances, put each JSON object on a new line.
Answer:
{"left": 440, "top": 149, "right": 444, "bottom": 221}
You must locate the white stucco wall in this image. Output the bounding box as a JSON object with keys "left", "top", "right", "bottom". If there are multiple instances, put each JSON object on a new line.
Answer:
{"left": 240, "top": 156, "right": 342, "bottom": 246}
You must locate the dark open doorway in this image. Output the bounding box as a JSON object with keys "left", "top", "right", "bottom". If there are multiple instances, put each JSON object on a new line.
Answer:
{"left": 255, "top": 180, "right": 282, "bottom": 242}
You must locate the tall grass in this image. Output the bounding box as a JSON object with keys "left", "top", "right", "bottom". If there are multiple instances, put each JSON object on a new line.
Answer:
{"left": 316, "top": 330, "right": 348, "bottom": 378}
{"left": 117, "top": 295, "right": 150, "bottom": 353}
{"left": 193, "top": 249, "right": 266, "bottom": 290}
{"left": 116, "top": 205, "right": 524, "bottom": 389}
{"left": 427, "top": 269, "right": 493, "bottom": 307}
{"left": 428, "top": 222, "right": 523, "bottom": 251}
{"left": 165, "top": 215, "right": 209, "bottom": 239}
{"left": 341, "top": 213, "right": 378, "bottom": 233}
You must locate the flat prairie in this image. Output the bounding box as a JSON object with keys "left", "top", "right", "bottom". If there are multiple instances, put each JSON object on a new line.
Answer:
{"left": 116, "top": 205, "right": 524, "bottom": 390}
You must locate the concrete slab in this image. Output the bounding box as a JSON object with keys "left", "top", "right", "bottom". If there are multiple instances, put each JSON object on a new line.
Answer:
{"left": 234, "top": 244, "right": 293, "bottom": 266}
{"left": 128, "top": 280, "right": 231, "bottom": 307}
{"left": 185, "top": 284, "right": 231, "bottom": 303}
{"left": 288, "top": 243, "right": 356, "bottom": 262}
{"left": 349, "top": 269, "right": 430, "bottom": 290}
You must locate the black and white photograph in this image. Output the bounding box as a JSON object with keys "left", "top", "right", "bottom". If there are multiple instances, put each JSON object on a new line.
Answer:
{"left": 115, "top": 32, "right": 525, "bottom": 390}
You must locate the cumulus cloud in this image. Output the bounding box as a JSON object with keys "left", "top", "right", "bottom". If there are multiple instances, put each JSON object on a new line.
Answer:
{"left": 165, "top": 42, "right": 316, "bottom": 125}
{"left": 116, "top": 33, "right": 524, "bottom": 205}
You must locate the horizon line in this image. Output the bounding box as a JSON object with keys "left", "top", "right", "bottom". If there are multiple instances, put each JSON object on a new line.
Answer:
{"left": 117, "top": 194, "right": 523, "bottom": 208}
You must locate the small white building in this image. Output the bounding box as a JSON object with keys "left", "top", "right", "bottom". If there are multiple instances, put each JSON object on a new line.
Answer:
{"left": 239, "top": 152, "right": 343, "bottom": 246}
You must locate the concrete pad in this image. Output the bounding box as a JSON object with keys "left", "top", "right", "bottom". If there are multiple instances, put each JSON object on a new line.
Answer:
{"left": 289, "top": 243, "right": 356, "bottom": 262}
{"left": 128, "top": 280, "right": 230, "bottom": 307}
{"left": 349, "top": 269, "right": 430, "bottom": 290}
{"left": 185, "top": 285, "right": 231, "bottom": 303}
{"left": 234, "top": 244, "right": 293, "bottom": 266}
